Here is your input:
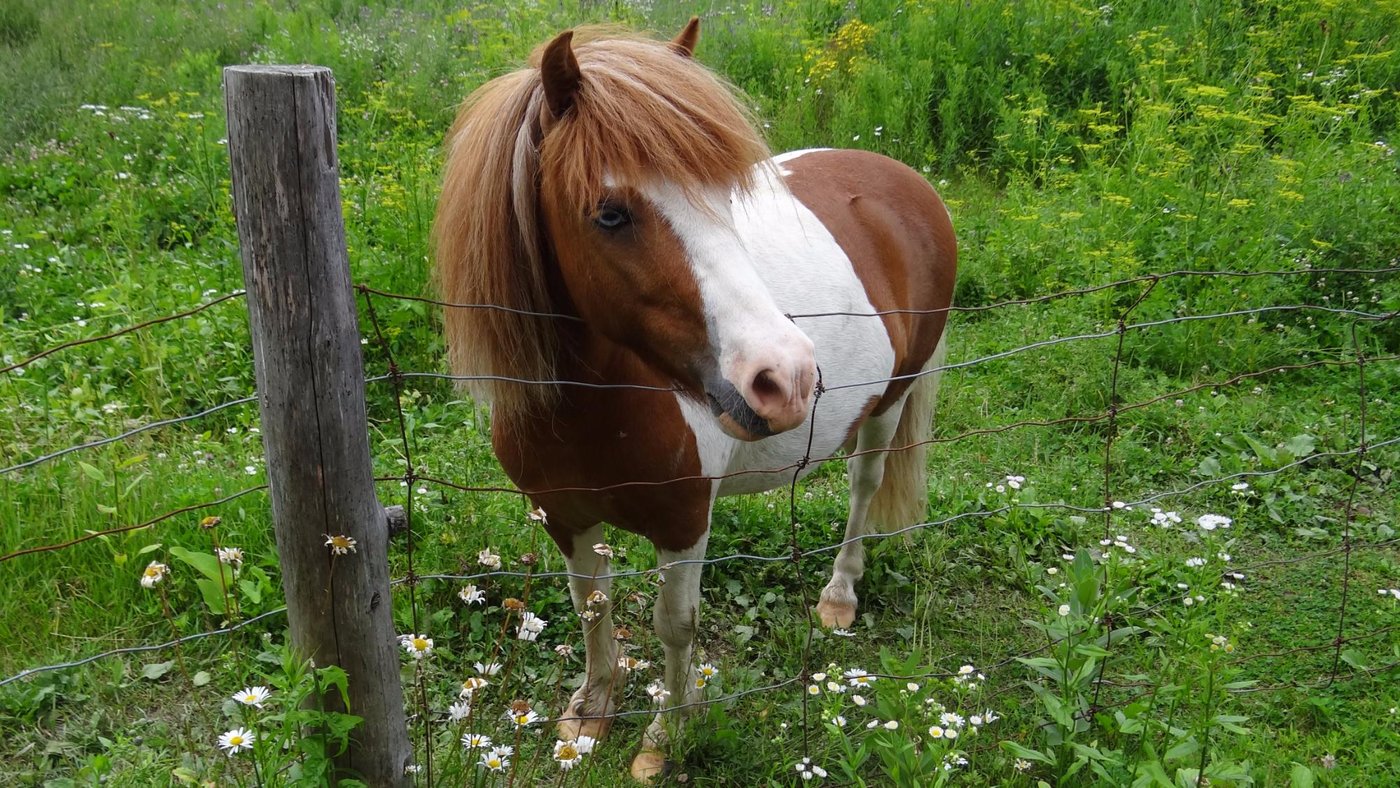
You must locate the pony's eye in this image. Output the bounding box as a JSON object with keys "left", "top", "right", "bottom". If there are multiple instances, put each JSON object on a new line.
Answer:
{"left": 594, "top": 205, "right": 632, "bottom": 230}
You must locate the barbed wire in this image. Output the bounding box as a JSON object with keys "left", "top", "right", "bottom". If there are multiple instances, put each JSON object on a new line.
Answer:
{"left": 0, "top": 606, "right": 287, "bottom": 688}
{"left": 0, "top": 290, "right": 247, "bottom": 376}
{"left": 0, "top": 484, "right": 270, "bottom": 563}
{"left": 827, "top": 303, "right": 1396, "bottom": 393}
{"left": 356, "top": 265, "right": 1400, "bottom": 322}
{"left": 377, "top": 423, "right": 1398, "bottom": 513}
{"left": 5, "top": 298, "right": 1386, "bottom": 482}
{"left": 0, "top": 394, "right": 258, "bottom": 476}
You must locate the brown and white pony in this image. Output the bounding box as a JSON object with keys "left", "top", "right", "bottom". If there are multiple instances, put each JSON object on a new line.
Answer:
{"left": 434, "top": 20, "right": 956, "bottom": 779}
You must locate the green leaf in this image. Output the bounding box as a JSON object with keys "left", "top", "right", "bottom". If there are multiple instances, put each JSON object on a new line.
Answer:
{"left": 1000, "top": 740, "right": 1054, "bottom": 764}
{"left": 1289, "top": 762, "right": 1315, "bottom": 787}
{"left": 1241, "top": 433, "right": 1277, "bottom": 464}
{"left": 136, "top": 543, "right": 164, "bottom": 555}
{"left": 192, "top": 671, "right": 212, "bottom": 687}
{"left": 1135, "top": 758, "right": 1173, "bottom": 788}
{"left": 1069, "top": 741, "right": 1111, "bottom": 762}
{"left": 169, "top": 546, "right": 232, "bottom": 585}
{"left": 1284, "top": 434, "right": 1316, "bottom": 457}
{"left": 1017, "top": 656, "right": 1064, "bottom": 680}
{"left": 1095, "top": 626, "right": 1146, "bottom": 649}
{"left": 1339, "top": 649, "right": 1369, "bottom": 670}
{"left": 238, "top": 578, "right": 263, "bottom": 605}
{"left": 120, "top": 472, "right": 148, "bottom": 499}
{"left": 79, "top": 461, "right": 106, "bottom": 482}
{"left": 141, "top": 661, "right": 174, "bottom": 680}
{"left": 1165, "top": 736, "right": 1200, "bottom": 762}
{"left": 116, "top": 453, "right": 149, "bottom": 470}
{"left": 193, "top": 578, "right": 230, "bottom": 615}
{"left": 96, "top": 503, "right": 118, "bottom": 515}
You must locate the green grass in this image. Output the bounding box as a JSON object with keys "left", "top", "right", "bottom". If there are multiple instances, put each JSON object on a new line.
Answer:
{"left": 2, "top": 0, "right": 1399, "bottom": 784}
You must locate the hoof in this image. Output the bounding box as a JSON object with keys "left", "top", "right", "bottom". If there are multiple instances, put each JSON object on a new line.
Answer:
{"left": 630, "top": 747, "right": 669, "bottom": 783}
{"left": 816, "top": 598, "right": 856, "bottom": 628}
{"left": 557, "top": 692, "right": 615, "bottom": 742}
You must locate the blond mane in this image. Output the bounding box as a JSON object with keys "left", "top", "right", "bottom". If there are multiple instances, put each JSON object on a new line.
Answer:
{"left": 433, "top": 26, "right": 770, "bottom": 421}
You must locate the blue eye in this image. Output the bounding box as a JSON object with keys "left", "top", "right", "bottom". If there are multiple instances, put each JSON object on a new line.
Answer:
{"left": 594, "top": 205, "right": 631, "bottom": 230}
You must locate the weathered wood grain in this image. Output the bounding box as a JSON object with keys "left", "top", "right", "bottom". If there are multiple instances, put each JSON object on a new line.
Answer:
{"left": 224, "top": 65, "right": 411, "bottom": 786}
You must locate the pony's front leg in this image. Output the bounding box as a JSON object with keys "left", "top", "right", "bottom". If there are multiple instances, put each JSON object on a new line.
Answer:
{"left": 558, "top": 524, "right": 621, "bottom": 742}
{"left": 631, "top": 529, "right": 710, "bottom": 782}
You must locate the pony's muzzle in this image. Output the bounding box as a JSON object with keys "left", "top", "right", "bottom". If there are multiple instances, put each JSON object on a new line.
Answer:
{"left": 707, "top": 341, "right": 817, "bottom": 441}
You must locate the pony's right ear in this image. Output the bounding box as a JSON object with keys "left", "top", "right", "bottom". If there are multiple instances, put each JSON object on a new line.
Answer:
{"left": 670, "top": 17, "right": 701, "bottom": 57}
{"left": 541, "top": 30, "right": 581, "bottom": 120}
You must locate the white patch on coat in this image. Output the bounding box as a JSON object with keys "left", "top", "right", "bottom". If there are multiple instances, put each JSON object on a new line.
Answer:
{"left": 655, "top": 160, "right": 895, "bottom": 496}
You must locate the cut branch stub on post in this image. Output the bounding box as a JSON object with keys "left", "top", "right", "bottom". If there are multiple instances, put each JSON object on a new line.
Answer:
{"left": 224, "top": 65, "right": 411, "bottom": 786}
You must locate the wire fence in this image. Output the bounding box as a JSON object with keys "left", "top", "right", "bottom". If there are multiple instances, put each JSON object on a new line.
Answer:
{"left": 2, "top": 265, "right": 1397, "bottom": 780}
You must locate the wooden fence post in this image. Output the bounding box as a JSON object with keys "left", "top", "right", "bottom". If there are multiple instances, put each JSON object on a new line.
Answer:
{"left": 224, "top": 65, "right": 411, "bottom": 786}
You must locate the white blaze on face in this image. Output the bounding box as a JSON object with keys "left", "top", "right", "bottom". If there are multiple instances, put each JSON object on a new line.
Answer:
{"left": 639, "top": 180, "right": 817, "bottom": 439}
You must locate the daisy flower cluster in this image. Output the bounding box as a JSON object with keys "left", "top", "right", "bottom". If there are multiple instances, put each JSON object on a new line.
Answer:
{"left": 217, "top": 685, "right": 273, "bottom": 757}
{"left": 694, "top": 662, "right": 719, "bottom": 690}
{"left": 797, "top": 662, "right": 1000, "bottom": 780}
{"left": 458, "top": 699, "right": 596, "bottom": 773}
{"left": 985, "top": 473, "right": 1030, "bottom": 495}
{"left": 986, "top": 474, "right": 1028, "bottom": 494}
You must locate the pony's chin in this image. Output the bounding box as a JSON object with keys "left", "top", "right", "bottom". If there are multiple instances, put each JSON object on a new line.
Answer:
{"left": 715, "top": 412, "right": 771, "bottom": 442}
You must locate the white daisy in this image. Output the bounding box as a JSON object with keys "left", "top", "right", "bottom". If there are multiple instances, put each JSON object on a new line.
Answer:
{"left": 217, "top": 727, "right": 255, "bottom": 756}
{"left": 553, "top": 739, "right": 584, "bottom": 770}
{"left": 461, "top": 732, "right": 492, "bottom": 749}
{"left": 400, "top": 634, "right": 433, "bottom": 660}
{"left": 232, "top": 686, "right": 271, "bottom": 708}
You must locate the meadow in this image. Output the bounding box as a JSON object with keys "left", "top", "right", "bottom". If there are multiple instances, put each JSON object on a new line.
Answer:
{"left": 1, "top": 0, "right": 1399, "bottom": 784}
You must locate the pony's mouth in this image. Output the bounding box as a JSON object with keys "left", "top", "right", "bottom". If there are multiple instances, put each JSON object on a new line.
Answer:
{"left": 705, "top": 382, "right": 775, "bottom": 442}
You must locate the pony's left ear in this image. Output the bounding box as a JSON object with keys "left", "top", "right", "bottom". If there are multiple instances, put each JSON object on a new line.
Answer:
{"left": 541, "top": 30, "right": 582, "bottom": 120}
{"left": 670, "top": 16, "right": 701, "bottom": 58}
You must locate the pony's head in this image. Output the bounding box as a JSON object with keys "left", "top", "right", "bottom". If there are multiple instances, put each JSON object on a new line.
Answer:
{"left": 436, "top": 20, "right": 817, "bottom": 440}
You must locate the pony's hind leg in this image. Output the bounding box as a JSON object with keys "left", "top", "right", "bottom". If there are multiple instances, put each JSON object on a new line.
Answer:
{"left": 816, "top": 411, "right": 900, "bottom": 628}
{"left": 558, "top": 524, "right": 622, "bottom": 742}
{"left": 631, "top": 528, "right": 711, "bottom": 782}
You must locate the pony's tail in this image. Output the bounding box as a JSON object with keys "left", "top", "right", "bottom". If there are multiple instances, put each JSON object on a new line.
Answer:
{"left": 867, "top": 337, "right": 947, "bottom": 534}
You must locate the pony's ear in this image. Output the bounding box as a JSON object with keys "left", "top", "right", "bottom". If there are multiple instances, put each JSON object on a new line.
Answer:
{"left": 540, "top": 30, "right": 581, "bottom": 120}
{"left": 670, "top": 16, "right": 701, "bottom": 58}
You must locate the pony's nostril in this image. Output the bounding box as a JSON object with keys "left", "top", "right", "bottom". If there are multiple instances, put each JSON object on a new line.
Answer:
{"left": 750, "top": 369, "right": 785, "bottom": 410}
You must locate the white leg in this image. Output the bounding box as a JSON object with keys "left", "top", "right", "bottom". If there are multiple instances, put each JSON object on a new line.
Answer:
{"left": 631, "top": 529, "right": 710, "bottom": 781}
{"left": 817, "top": 412, "right": 899, "bottom": 628}
{"left": 558, "top": 524, "right": 621, "bottom": 741}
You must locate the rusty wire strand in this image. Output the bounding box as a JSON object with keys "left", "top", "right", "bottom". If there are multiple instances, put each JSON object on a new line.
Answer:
{"left": 0, "top": 290, "right": 247, "bottom": 376}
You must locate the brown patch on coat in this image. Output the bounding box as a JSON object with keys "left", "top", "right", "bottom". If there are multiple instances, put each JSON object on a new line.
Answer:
{"left": 782, "top": 150, "right": 957, "bottom": 414}
{"left": 492, "top": 337, "right": 712, "bottom": 557}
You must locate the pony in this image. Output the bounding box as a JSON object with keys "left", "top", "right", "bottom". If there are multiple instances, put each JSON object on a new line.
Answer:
{"left": 434, "top": 19, "right": 956, "bottom": 780}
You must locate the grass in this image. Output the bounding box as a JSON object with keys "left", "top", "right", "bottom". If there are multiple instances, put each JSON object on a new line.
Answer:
{"left": 1, "top": 0, "right": 1399, "bottom": 784}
